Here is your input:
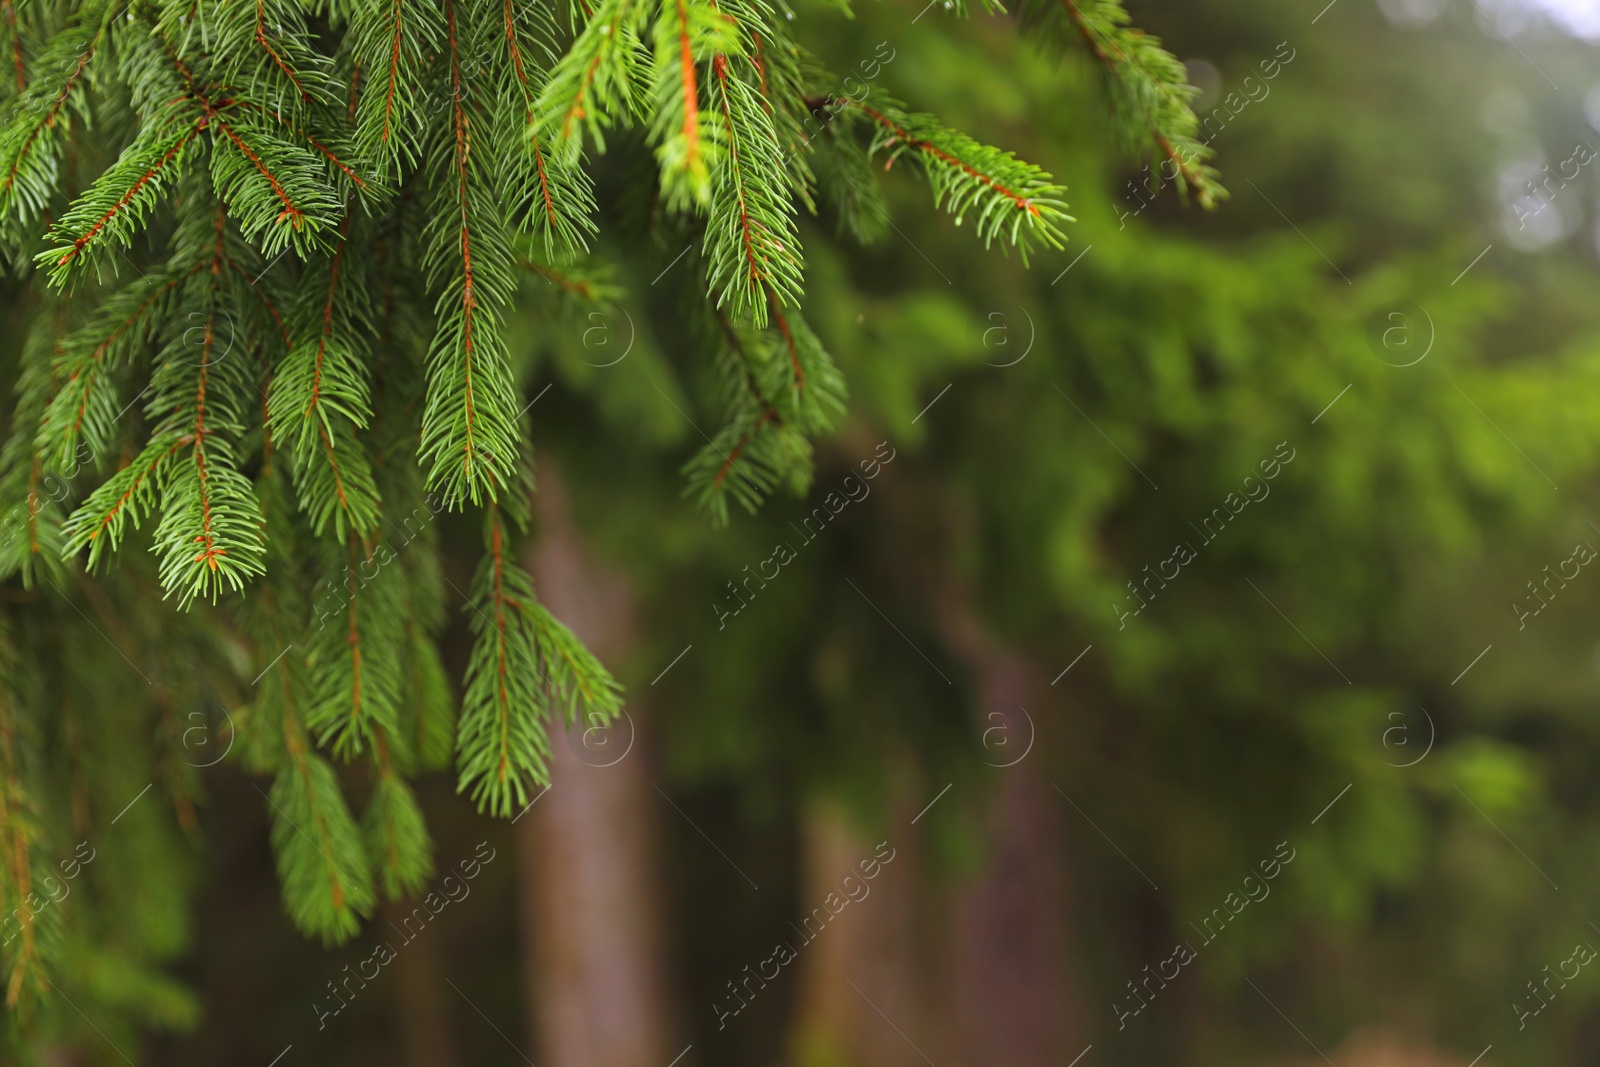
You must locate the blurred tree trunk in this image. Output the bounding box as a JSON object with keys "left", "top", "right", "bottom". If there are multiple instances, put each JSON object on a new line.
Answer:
{"left": 941, "top": 772, "right": 1083, "bottom": 1065}
{"left": 782, "top": 462, "right": 1088, "bottom": 1066}
{"left": 517, "top": 462, "right": 673, "bottom": 1067}
{"left": 384, "top": 898, "right": 460, "bottom": 1067}
{"left": 783, "top": 687, "right": 1085, "bottom": 1067}
{"left": 787, "top": 796, "right": 931, "bottom": 1067}
{"left": 933, "top": 592, "right": 1086, "bottom": 1066}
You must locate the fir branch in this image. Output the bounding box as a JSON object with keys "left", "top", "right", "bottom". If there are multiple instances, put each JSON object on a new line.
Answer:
{"left": 257, "top": 0, "right": 312, "bottom": 104}
{"left": 237, "top": 347, "right": 377, "bottom": 950}
{"left": 230, "top": 487, "right": 312, "bottom": 775}
{"left": 2, "top": 0, "right": 23, "bottom": 95}
{"left": 0, "top": 318, "right": 72, "bottom": 582}
{"left": 647, "top": 0, "right": 737, "bottom": 211}
{"left": 1019, "top": 0, "right": 1223, "bottom": 207}
{"left": 306, "top": 535, "right": 404, "bottom": 758}
{"left": 456, "top": 510, "right": 541, "bottom": 816}
{"left": 348, "top": 0, "right": 446, "bottom": 179}
{"left": 804, "top": 93, "right": 889, "bottom": 243}
{"left": 235, "top": 99, "right": 381, "bottom": 200}
{"left": 681, "top": 407, "right": 793, "bottom": 522}
{"left": 372, "top": 446, "right": 455, "bottom": 775}
{"left": 683, "top": 305, "right": 837, "bottom": 522}
{"left": 62, "top": 435, "right": 185, "bottom": 571}
{"left": 401, "top": 619, "right": 456, "bottom": 772}
{"left": 38, "top": 115, "right": 201, "bottom": 288}
{"left": 742, "top": 16, "right": 815, "bottom": 210}
{"left": 303, "top": 422, "right": 383, "bottom": 540}
{"left": 101, "top": 206, "right": 272, "bottom": 606}
{"left": 500, "top": 0, "right": 599, "bottom": 256}
{"left": 848, "top": 96, "right": 1071, "bottom": 263}
{"left": 193, "top": 94, "right": 344, "bottom": 259}
{"left": 266, "top": 754, "right": 376, "bottom": 944}
{"left": 455, "top": 506, "right": 622, "bottom": 815}
{"left": 418, "top": 0, "right": 520, "bottom": 507}
{"left": 765, "top": 301, "right": 844, "bottom": 433}
{"left": 38, "top": 266, "right": 201, "bottom": 472}
{"left": 265, "top": 217, "right": 383, "bottom": 538}
{"left": 148, "top": 312, "right": 269, "bottom": 605}
{"left": 363, "top": 743, "right": 433, "bottom": 900}
{"left": 208, "top": 0, "right": 340, "bottom": 117}
{"left": 714, "top": 305, "right": 779, "bottom": 418}
{"left": 703, "top": 48, "right": 801, "bottom": 326}
{"left": 0, "top": 2, "right": 109, "bottom": 250}
{"left": 532, "top": 0, "right": 649, "bottom": 163}
{"left": 228, "top": 257, "right": 294, "bottom": 349}
{"left": 0, "top": 0, "right": 1193, "bottom": 979}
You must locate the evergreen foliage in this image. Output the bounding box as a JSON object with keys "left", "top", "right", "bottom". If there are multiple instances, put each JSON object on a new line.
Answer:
{"left": 0, "top": 0, "right": 1214, "bottom": 1045}
{"left": 1018, "top": 0, "right": 1222, "bottom": 207}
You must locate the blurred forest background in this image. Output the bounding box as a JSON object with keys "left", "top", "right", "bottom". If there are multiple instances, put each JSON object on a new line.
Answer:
{"left": 22, "top": 0, "right": 1600, "bottom": 1063}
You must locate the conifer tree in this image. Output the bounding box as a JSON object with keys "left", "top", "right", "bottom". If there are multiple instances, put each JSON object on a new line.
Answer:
{"left": 0, "top": 0, "right": 1212, "bottom": 1045}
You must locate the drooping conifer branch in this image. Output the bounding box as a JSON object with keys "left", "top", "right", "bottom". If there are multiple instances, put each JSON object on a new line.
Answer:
{"left": 256, "top": 0, "right": 310, "bottom": 104}
{"left": 1020, "top": 0, "right": 1224, "bottom": 207}
{"left": 838, "top": 95, "right": 1071, "bottom": 263}
{"left": 364, "top": 728, "right": 433, "bottom": 899}
{"left": 39, "top": 265, "right": 201, "bottom": 469}
{"left": 349, "top": 0, "right": 442, "bottom": 178}
{"left": 457, "top": 498, "right": 620, "bottom": 815}
{"left": 307, "top": 532, "right": 402, "bottom": 758}
{"left": 0, "top": 3, "right": 107, "bottom": 243}
{"left": 534, "top": 0, "right": 648, "bottom": 162}
{"left": 497, "top": 0, "right": 599, "bottom": 253}
{"left": 266, "top": 212, "right": 382, "bottom": 538}
{"left": 715, "top": 306, "right": 780, "bottom": 423}
{"left": 418, "top": 0, "right": 520, "bottom": 506}
{"left": 3, "top": 0, "right": 23, "bottom": 94}
{"left": 235, "top": 99, "right": 375, "bottom": 194}
{"left": 40, "top": 120, "right": 200, "bottom": 285}
{"left": 703, "top": 46, "right": 801, "bottom": 326}
{"left": 447, "top": 0, "right": 485, "bottom": 488}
